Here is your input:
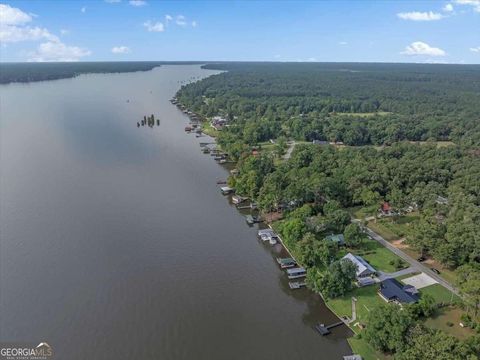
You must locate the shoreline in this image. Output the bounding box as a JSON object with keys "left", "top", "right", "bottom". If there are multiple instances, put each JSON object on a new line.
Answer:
{"left": 173, "top": 92, "right": 357, "bottom": 350}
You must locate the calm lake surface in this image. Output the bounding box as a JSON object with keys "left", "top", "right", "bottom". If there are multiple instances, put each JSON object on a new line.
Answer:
{"left": 0, "top": 65, "right": 351, "bottom": 359}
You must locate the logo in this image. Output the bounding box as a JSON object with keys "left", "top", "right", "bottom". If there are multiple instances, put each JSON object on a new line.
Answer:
{"left": 0, "top": 342, "right": 53, "bottom": 360}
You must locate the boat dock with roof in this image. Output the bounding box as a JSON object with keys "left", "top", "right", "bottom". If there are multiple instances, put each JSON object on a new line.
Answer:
{"left": 286, "top": 267, "right": 307, "bottom": 279}
{"left": 276, "top": 257, "right": 296, "bottom": 269}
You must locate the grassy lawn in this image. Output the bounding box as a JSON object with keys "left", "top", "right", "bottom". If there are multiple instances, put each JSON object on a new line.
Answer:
{"left": 435, "top": 267, "right": 458, "bottom": 285}
{"left": 425, "top": 306, "right": 474, "bottom": 340}
{"left": 348, "top": 337, "right": 387, "bottom": 360}
{"left": 332, "top": 111, "right": 392, "bottom": 118}
{"left": 367, "top": 221, "right": 400, "bottom": 241}
{"left": 200, "top": 122, "right": 218, "bottom": 137}
{"left": 348, "top": 206, "right": 377, "bottom": 220}
{"left": 376, "top": 214, "right": 419, "bottom": 239}
{"left": 408, "top": 140, "right": 456, "bottom": 148}
{"left": 351, "top": 238, "right": 407, "bottom": 273}
{"left": 327, "top": 285, "right": 385, "bottom": 328}
{"left": 420, "top": 284, "right": 460, "bottom": 304}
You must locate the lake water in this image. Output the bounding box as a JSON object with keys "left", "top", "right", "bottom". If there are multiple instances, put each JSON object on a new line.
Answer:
{"left": 0, "top": 65, "right": 351, "bottom": 359}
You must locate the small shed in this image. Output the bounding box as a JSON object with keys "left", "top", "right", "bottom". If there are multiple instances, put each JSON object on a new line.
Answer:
{"left": 325, "top": 234, "right": 345, "bottom": 246}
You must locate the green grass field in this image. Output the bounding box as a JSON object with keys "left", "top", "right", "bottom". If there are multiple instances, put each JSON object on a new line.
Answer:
{"left": 327, "top": 285, "right": 385, "bottom": 327}
{"left": 420, "top": 284, "right": 460, "bottom": 304}
{"left": 376, "top": 214, "right": 419, "bottom": 239}
{"left": 367, "top": 221, "right": 400, "bottom": 241}
{"left": 331, "top": 111, "right": 392, "bottom": 118}
{"left": 200, "top": 122, "right": 218, "bottom": 137}
{"left": 425, "top": 306, "right": 474, "bottom": 340}
{"left": 351, "top": 238, "right": 407, "bottom": 273}
{"left": 348, "top": 337, "right": 387, "bottom": 360}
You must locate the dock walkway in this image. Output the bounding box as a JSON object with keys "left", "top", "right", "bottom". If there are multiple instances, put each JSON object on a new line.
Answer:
{"left": 315, "top": 321, "right": 345, "bottom": 335}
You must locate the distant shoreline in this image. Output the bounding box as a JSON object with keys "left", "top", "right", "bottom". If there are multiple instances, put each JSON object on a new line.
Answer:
{"left": 0, "top": 61, "right": 207, "bottom": 85}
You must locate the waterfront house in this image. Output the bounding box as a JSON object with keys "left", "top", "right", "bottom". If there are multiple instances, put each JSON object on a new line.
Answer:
{"left": 341, "top": 253, "right": 376, "bottom": 278}
{"left": 325, "top": 233, "right": 345, "bottom": 246}
{"left": 378, "top": 278, "right": 419, "bottom": 305}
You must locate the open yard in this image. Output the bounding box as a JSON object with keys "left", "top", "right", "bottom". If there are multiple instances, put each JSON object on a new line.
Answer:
{"left": 420, "top": 284, "right": 460, "bottom": 304}
{"left": 348, "top": 337, "right": 387, "bottom": 360}
{"left": 351, "top": 238, "right": 407, "bottom": 273}
{"left": 331, "top": 111, "right": 392, "bottom": 118}
{"left": 425, "top": 306, "right": 474, "bottom": 340}
{"left": 377, "top": 214, "right": 419, "bottom": 238}
{"left": 327, "top": 285, "right": 385, "bottom": 328}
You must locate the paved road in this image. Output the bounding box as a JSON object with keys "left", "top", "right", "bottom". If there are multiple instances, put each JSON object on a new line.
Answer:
{"left": 361, "top": 224, "right": 460, "bottom": 296}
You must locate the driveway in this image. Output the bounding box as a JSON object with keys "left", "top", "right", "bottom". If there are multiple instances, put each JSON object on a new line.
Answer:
{"left": 376, "top": 266, "right": 417, "bottom": 282}
{"left": 283, "top": 141, "right": 296, "bottom": 160}
{"left": 402, "top": 273, "right": 438, "bottom": 289}
{"left": 362, "top": 225, "right": 459, "bottom": 295}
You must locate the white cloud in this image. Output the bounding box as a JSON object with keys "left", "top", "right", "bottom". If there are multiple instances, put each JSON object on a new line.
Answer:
{"left": 397, "top": 11, "right": 445, "bottom": 21}
{"left": 81, "top": 7, "right": 86, "bottom": 13}
{"left": 60, "top": 29, "right": 69, "bottom": 35}
{"left": 306, "top": 57, "right": 317, "bottom": 62}
{"left": 339, "top": 41, "right": 348, "bottom": 45}
{"left": 191, "top": 20, "right": 197, "bottom": 27}
{"left": 401, "top": 41, "right": 447, "bottom": 56}
{"left": 470, "top": 46, "right": 480, "bottom": 52}
{"left": 165, "top": 14, "right": 173, "bottom": 25}
{"left": 129, "top": 0, "right": 146, "bottom": 6}
{"left": 443, "top": 3, "right": 454, "bottom": 11}
{"left": 0, "top": 3, "right": 91, "bottom": 62}
{"left": 0, "top": 25, "right": 58, "bottom": 43}
{"left": 0, "top": 4, "right": 32, "bottom": 25}
{"left": 454, "top": 0, "right": 480, "bottom": 12}
{"left": 111, "top": 45, "right": 130, "bottom": 54}
{"left": 143, "top": 20, "right": 164, "bottom": 32}
{"left": 0, "top": 4, "right": 58, "bottom": 44}
{"left": 176, "top": 15, "right": 187, "bottom": 26}
{"left": 28, "top": 41, "right": 91, "bottom": 62}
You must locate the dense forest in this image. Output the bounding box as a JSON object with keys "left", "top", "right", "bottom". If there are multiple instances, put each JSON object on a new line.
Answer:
{"left": 0, "top": 61, "right": 204, "bottom": 84}
{"left": 177, "top": 62, "right": 480, "bottom": 358}
{"left": 178, "top": 62, "right": 480, "bottom": 145}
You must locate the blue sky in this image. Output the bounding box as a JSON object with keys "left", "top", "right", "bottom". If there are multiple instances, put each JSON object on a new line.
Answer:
{"left": 0, "top": 0, "right": 479, "bottom": 63}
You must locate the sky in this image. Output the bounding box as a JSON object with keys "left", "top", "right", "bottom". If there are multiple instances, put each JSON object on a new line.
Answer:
{"left": 0, "top": 0, "right": 479, "bottom": 63}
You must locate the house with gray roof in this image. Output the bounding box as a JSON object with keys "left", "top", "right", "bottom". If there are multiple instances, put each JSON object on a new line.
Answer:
{"left": 341, "top": 253, "right": 376, "bottom": 278}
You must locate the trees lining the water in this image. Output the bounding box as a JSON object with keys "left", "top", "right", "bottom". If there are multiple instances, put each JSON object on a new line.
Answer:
{"left": 176, "top": 62, "right": 480, "bottom": 358}
{"left": 177, "top": 62, "right": 480, "bottom": 146}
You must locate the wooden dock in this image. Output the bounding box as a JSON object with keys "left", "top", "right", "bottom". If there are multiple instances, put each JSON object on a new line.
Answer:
{"left": 315, "top": 321, "right": 345, "bottom": 336}
{"left": 288, "top": 281, "right": 306, "bottom": 289}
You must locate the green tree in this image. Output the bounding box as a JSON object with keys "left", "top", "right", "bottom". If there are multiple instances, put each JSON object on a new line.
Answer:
{"left": 344, "top": 223, "right": 363, "bottom": 248}
{"left": 457, "top": 264, "right": 480, "bottom": 317}
{"left": 317, "top": 259, "right": 357, "bottom": 298}
{"left": 397, "top": 325, "right": 477, "bottom": 360}
{"left": 364, "top": 303, "right": 414, "bottom": 353}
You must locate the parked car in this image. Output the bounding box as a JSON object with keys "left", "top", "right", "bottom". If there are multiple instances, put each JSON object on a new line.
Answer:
{"left": 431, "top": 268, "right": 440, "bottom": 275}
{"left": 417, "top": 256, "right": 426, "bottom": 262}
